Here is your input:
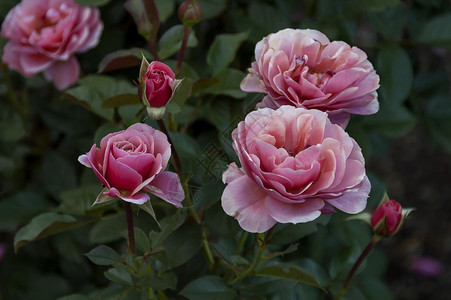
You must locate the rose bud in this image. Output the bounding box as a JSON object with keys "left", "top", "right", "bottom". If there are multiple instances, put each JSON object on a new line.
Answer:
{"left": 139, "top": 57, "right": 176, "bottom": 119}
{"left": 178, "top": 0, "right": 202, "bottom": 28}
{"left": 371, "top": 195, "right": 412, "bottom": 237}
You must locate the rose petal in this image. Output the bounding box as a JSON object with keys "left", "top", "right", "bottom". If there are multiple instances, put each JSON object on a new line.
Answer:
{"left": 266, "top": 196, "right": 324, "bottom": 224}
{"left": 105, "top": 187, "right": 150, "bottom": 205}
{"left": 43, "top": 56, "right": 80, "bottom": 90}
{"left": 143, "top": 171, "right": 184, "bottom": 207}
{"left": 221, "top": 174, "right": 276, "bottom": 233}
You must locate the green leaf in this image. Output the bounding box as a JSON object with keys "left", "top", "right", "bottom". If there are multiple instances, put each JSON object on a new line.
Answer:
{"left": 199, "top": 0, "right": 227, "bottom": 19}
{"left": 63, "top": 75, "right": 136, "bottom": 121}
{"left": 104, "top": 267, "right": 133, "bottom": 286}
{"left": 85, "top": 245, "right": 122, "bottom": 266}
{"left": 89, "top": 213, "right": 125, "bottom": 244}
{"left": 163, "top": 223, "right": 202, "bottom": 267}
{"left": 155, "top": 0, "right": 174, "bottom": 23}
{"left": 362, "top": 103, "right": 417, "bottom": 138}
{"left": 137, "top": 200, "right": 160, "bottom": 227}
{"left": 192, "top": 78, "right": 220, "bottom": 95}
{"left": 425, "top": 94, "right": 451, "bottom": 151}
{"left": 134, "top": 227, "right": 151, "bottom": 253}
{"left": 14, "top": 212, "right": 91, "bottom": 252}
{"left": 149, "top": 211, "right": 185, "bottom": 247}
{"left": 0, "top": 111, "right": 26, "bottom": 142}
{"left": 159, "top": 25, "right": 198, "bottom": 60}
{"left": 38, "top": 151, "right": 77, "bottom": 196}
{"left": 136, "top": 272, "right": 177, "bottom": 290}
{"left": 255, "top": 263, "right": 325, "bottom": 291}
{"left": 57, "top": 294, "right": 92, "bottom": 300}
{"left": 198, "top": 68, "right": 246, "bottom": 99}
{"left": 180, "top": 276, "right": 236, "bottom": 300}
{"left": 56, "top": 185, "right": 108, "bottom": 216}
{"left": 166, "top": 77, "right": 193, "bottom": 114}
{"left": 93, "top": 123, "right": 124, "bottom": 146}
{"left": 98, "top": 48, "right": 152, "bottom": 73}
{"left": 207, "top": 31, "right": 250, "bottom": 76}
{"left": 271, "top": 215, "right": 332, "bottom": 245}
{"left": 377, "top": 46, "right": 413, "bottom": 104}
{"left": 0, "top": 192, "right": 50, "bottom": 231}
{"left": 417, "top": 13, "right": 451, "bottom": 47}
{"left": 239, "top": 277, "right": 297, "bottom": 298}
{"left": 75, "top": 0, "right": 111, "bottom": 6}
{"left": 367, "top": 5, "right": 403, "bottom": 40}
{"left": 101, "top": 94, "right": 140, "bottom": 108}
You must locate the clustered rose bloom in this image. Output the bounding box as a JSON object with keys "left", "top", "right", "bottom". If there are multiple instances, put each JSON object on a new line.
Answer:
{"left": 221, "top": 106, "right": 370, "bottom": 233}
{"left": 371, "top": 199, "right": 403, "bottom": 237}
{"left": 141, "top": 61, "right": 175, "bottom": 107}
{"left": 241, "top": 28, "right": 380, "bottom": 126}
{"left": 1, "top": 0, "right": 103, "bottom": 90}
{"left": 78, "top": 123, "right": 184, "bottom": 207}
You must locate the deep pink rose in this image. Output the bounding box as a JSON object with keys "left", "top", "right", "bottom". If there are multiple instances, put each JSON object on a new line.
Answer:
{"left": 144, "top": 61, "right": 175, "bottom": 107}
{"left": 1, "top": 0, "right": 103, "bottom": 90}
{"left": 221, "top": 106, "right": 370, "bottom": 233}
{"left": 371, "top": 199, "right": 402, "bottom": 237}
{"left": 241, "top": 28, "right": 380, "bottom": 126}
{"left": 78, "top": 123, "right": 184, "bottom": 206}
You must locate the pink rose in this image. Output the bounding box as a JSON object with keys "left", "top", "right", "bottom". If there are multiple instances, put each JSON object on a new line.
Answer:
{"left": 1, "top": 0, "right": 103, "bottom": 90}
{"left": 143, "top": 61, "right": 175, "bottom": 107}
{"left": 221, "top": 106, "right": 370, "bottom": 233}
{"left": 78, "top": 123, "right": 184, "bottom": 206}
{"left": 371, "top": 199, "right": 403, "bottom": 237}
{"left": 241, "top": 28, "right": 380, "bottom": 126}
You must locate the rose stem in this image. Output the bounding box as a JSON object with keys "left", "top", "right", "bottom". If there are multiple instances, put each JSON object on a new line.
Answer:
{"left": 147, "top": 39, "right": 160, "bottom": 61}
{"left": 123, "top": 201, "right": 136, "bottom": 255}
{"left": 156, "top": 119, "right": 182, "bottom": 174}
{"left": 335, "top": 235, "right": 381, "bottom": 299}
{"left": 175, "top": 26, "right": 191, "bottom": 76}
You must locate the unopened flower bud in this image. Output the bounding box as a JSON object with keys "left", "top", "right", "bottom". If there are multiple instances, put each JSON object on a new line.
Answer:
{"left": 138, "top": 56, "right": 175, "bottom": 119}
{"left": 371, "top": 194, "right": 413, "bottom": 238}
{"left": 178, "top": 0, "right": 202, "bottom": 27}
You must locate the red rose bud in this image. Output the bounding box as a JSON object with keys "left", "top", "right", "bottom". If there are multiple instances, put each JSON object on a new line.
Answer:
{"left": 371, "top": 195, "right": 412, "bottom": 238}
{"left": 139, "top": 57, "right": 175, "bottom": 119}
{"left": 178, "top": 0, "right": 202, "bottom": 27}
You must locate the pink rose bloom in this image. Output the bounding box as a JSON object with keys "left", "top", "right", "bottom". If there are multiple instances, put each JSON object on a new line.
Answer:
{"left": 78, "top": 123, "right": 184, "bottom": 206}
{"left": 371, "top": 199, "right": 403, "bottom": 237}
{"left": 143, "top": 61, "right": 175, "bottom": 107}
{"left": 1, "top": 0, "right": 103, "bottom": 90}
{"left": 221, "top": 106, "right": 370, "bottom": 233}
{"left": 241, "top": 28, "right": 379, "bottom": 126}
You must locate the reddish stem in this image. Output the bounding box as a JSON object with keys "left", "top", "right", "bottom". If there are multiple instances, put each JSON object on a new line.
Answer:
{"left": 176, "top": 27, "right": 191, "bottom": 76}
{"left": 147, "top": 39, "right": 160, "bottom": 61}
{"left": 123, "top": 201, "right": 135, "bottom": 254}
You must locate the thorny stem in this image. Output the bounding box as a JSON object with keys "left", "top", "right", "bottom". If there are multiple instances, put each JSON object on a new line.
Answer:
{"left": 123, "top": 201, "right": 136, "bottom": 255}
{"left": 335, "top": 235, "right": 381, "bottom": 300}
{"left": 175, "top": 26, "right": 191, "bottom": 76}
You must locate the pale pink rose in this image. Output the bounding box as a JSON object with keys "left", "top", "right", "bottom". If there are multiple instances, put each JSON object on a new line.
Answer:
{"left": 241, "top": 28, "right": 379, "bottom": 126}
{"left": 1, "top": 0, "right": 103, "bottom": 90}
{"left": 221, "top": 106, "right": 370, "bottom": 233}
{"left": 144, "top": 61, "right": 175, "bottom": 107}
{"left": 78, "top": 123, "right": 184, "bottom": 206}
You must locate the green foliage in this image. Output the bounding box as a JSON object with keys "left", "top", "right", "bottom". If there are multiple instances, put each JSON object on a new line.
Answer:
{"left": 1, "top": 0, "right": 448, "bottom": 299}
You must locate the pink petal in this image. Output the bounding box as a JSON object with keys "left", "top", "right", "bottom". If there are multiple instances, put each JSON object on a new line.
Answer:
{"left": 43, "top": 56, "right": 80, "bottom": 90}
{"left": 143, "top": 171, "right": 184, "bottom": 207}
{"left": 222, "top": 162, "right": 245, "bottom": 184}
{"left": 265, "top": 196, "right": 324, "bottom": 223}
{"left": 221, "top": 174, "right": 276, "bottom": 233}
{"left": 240, "top": 72, "right": 265, "bottom": 93}
{"left": 78, "top": 146, "right": 110, "bottom": 188}
{"left": 325, "top": 175, "right": 370, "bottom": 214}
{"left": 105, "top": 152, "right": 143, "bottom": 191}
{"left": 105, "top": 187, "right": 150, "bottom": 205}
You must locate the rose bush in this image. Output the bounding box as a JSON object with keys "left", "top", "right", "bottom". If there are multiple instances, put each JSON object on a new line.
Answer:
{"left": 1, "top": 0, "right": 103, "bottom": 90}
{"left": 78, "top": 123, "right": 184, "bottom": 206}
{"left": 241, "top": 28, "right": 380, "bottom": 126}
{"left": 222, "top": 106, "right": 370, "bottom": 233}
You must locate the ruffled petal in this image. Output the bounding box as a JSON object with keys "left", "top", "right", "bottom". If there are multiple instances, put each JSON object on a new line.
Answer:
{"left": 143, "top": 171, "right": 184, "bottom": 207}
